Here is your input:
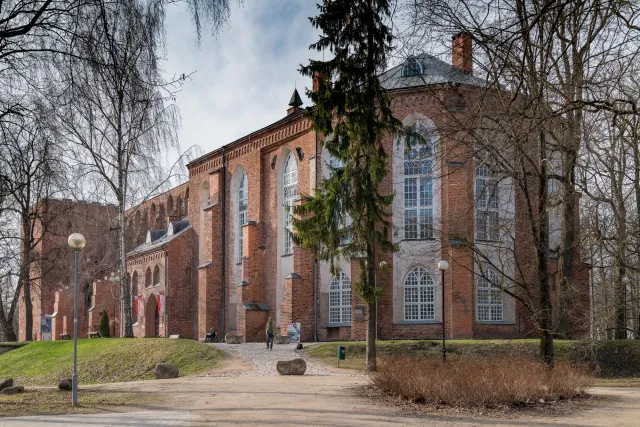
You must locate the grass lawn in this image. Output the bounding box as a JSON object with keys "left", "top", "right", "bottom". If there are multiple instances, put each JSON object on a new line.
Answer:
{"left": 307, "top": 339, "right": 640, "bottom": 378}
{"left": 0, "top": 338, "right": 223, "bottom": 386}
{"left": 0, "top": 389, "right": 163, "bottom": 417}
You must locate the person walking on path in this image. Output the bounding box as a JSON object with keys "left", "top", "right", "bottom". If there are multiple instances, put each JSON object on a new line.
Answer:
{"left": 266, "top": 317, "right": 276, "bottom": 350}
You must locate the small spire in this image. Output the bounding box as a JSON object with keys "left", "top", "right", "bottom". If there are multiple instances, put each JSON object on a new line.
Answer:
{"left": 289, "top": 89, "right": 303, "bottom": 108}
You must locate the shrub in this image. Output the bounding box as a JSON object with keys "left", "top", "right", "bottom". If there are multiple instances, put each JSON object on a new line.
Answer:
{"left": 99, "top": 310, "right": 111, "bottom": 338}
{"left": 370, "top": 356, "right": 593, "bottom": 408}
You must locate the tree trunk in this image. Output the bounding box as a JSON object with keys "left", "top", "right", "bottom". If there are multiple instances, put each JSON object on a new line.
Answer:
{"left": 119, "top": 198, "right": 133, "bottom": 338}
{"left": 21, "top": 213, "right": 33, "bottom": 341}
{"left": 0, "top": 309, "right": 17, "bottom": 342}
{"left": 539, "top": 131, "right": 554, "bottom": 364}
{"left": 365, "top": 248, "right": 377, "bottom": 372}
{"left": 0, "top": 277, "right": 18, "bottom": 342}
{"left": 557, "top": 147, "right": 577, "bottom": 338}
{"left": 366, "top": 300, "right": 377, "bottom": 371}
{"left": 614, "top": 181, "right": 627, "bottom": 339}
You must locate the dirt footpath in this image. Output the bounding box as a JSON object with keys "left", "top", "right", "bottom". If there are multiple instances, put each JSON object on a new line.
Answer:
{"left": 3, "top": 347, "right": 640, "bottom": 426}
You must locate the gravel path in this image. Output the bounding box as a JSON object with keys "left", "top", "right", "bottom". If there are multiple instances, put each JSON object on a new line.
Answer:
{"left": 206, "top": 342, "right": 337, "bottom": 376}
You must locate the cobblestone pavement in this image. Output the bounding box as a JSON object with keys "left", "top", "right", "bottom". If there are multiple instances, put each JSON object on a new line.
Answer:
{"left": 205, "top": 342, "right": 337, "bottom": 376}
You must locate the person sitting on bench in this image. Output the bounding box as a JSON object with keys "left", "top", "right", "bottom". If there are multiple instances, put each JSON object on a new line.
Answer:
{"left": 205, "top": 329, "right": 217, "bottom": 343}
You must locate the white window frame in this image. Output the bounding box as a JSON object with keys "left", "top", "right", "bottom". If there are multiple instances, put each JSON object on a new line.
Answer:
{"left": 402, "top": 57, "right": 423, "bottom": 77}
{"left": 237, "top": 173, "right": 248, "bottom": 263}
{"left": 404, "top": 123, "right": 434, "bottom": 240}
{"left": 476, "top": 267, "right": 504, "bottom": 322}
{"left": 283, "top": 152, "right": 298, "bottom": 255}
{"left": 329, "top": 272, "right": 351, "bottom": 324}
{"left": 475, "top": 165, "right": 499, "bottom": 241}
{"left": 403, "top": 267, "right": 435, "bottom": 321}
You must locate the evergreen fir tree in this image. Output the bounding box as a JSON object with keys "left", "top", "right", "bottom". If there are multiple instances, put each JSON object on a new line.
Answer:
{"left": 99, "top": 310, "right": 111, "bottom": 338}
{"left": 294, "top": 0, "right": 403, "bottom": 371}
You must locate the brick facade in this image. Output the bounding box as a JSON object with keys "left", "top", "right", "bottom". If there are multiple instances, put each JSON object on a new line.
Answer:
{"left": 126, "top": 221, "right": 194, "bottom": 339}
{"left": 22, "top": 43, "right": 591, "bottom": 344}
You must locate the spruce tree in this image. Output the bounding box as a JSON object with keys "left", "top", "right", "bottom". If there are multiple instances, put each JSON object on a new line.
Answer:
{"left": 99, "top": 310, "right": 111, "bottom": 338}
{"left": 294, "top": 0, "right": 402, "bottom": 371}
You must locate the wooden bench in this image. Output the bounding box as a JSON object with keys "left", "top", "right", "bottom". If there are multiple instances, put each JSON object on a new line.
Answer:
{"left": 60, "top": 333, "right": 71, "bottom": 340}
{"left": 169, "top": 334, "right": 180, "bottom": 339}
{"left": 88, "top": 332, "right": 101, "bottom": 338}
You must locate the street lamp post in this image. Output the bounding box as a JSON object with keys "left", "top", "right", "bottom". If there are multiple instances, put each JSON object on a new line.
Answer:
{"left": 68, "top": 233, "right": 86, "bottom": 407}
{"left": 438, "top": 260, "right": 449, "bottom": 361}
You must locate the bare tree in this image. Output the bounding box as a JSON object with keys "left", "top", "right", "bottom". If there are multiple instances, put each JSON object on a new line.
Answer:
{"left": 0, "top": 105, "right": 63, "bottom": 341}
{"left": 50, "top": 0, "right": 182, "bottom": 338}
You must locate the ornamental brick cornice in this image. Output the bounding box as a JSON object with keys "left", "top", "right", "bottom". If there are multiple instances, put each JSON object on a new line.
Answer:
{"left": 188, "top": 115, "right": 313, "bottom": 178}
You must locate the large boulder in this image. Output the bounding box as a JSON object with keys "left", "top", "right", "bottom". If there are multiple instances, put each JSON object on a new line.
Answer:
{"left": 225, "top": 334, "right": 244, "bottom": 344}
{"left": 275, "top": 335, "right": 291, "bottom": 345}
{"left": 0, "top": 378, "right": 13, "bottom": 391}
{"left": 1, "top": 386, "right": 24, "bottom": 395}
{"left": 276, "top": 358, "right": 307, "bottom": 375}
{"left": 58, "top": 378, "right": 72, "bottom": 391}
{"left": 154, "top": 363, "right": 179, "bottom": 379}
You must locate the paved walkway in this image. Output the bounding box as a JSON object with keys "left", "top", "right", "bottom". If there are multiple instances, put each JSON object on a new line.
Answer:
{"left": 205, "top": 342, "right": 336, "bottom": 376}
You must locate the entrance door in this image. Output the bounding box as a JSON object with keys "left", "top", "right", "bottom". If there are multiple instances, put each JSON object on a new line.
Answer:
{"left": 145, "top": 295, "right": 158, "bottom": 337}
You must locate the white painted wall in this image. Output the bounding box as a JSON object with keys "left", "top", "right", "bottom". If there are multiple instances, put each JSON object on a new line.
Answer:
{"left": 391, "top": 113, "right": 442, "bottom": 324}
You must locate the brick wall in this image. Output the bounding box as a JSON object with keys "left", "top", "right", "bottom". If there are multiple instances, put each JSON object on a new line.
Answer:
{"left": 87, "top": 279, "right": 121, "bottom": 337}
{"left": 20, "top": 199, "right": 119, "bottom": 341}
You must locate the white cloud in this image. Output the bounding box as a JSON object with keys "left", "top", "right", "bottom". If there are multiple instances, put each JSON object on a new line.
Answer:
{"left": 162, "top": 1, "right": 321, "bottom": 159}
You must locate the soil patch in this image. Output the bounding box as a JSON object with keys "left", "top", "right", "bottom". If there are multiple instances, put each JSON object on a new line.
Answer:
{"left": 357, "top": 383, "right": 599, "bottom": 420}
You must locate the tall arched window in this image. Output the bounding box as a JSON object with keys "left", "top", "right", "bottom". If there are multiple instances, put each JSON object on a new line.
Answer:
{"left": 153, "top": 265, "right": 160, "bottom": 286}
{"left": 167, "top": 195, "right": 174, "bottom": 216}
{"left": 475, "top": 165, "right": 499, "bottom": 241}
{"left": 326, "top": 151, "right": 351, "bottom": 245}
{"left": 404, "top": 122, "right": 434, "bottom": 239}
{"left": 404, "top": 267, "right": 435, "bottom": 321}
{"left": 145, "top": 267, "right": 152, "bottom": 288}
{"left": 329, "top": 272, "right": 351, "bottom": 324}
{"left": 476, "top": 267, "right": 503, "bottom": 322}
{"left": 283, "top": 152, "right": 298, "bottom": 255}
{"left": 131, "top": 272, "right": 139, "bottom": 321}
{"left": 237, "top": 172, "right": 248, "bottom": 263}
{"left": 199, "top": 182, "right": 210, "bottom": 263}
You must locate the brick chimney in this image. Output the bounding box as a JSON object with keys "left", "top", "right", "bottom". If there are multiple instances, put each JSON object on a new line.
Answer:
{"left": 452, "top": 32, "right": 472, "bottom": 73}
{"left": 312, "top": 72, "right": 327, "bottom": 93}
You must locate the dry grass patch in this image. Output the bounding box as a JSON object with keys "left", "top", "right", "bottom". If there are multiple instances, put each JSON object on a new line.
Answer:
{"left": 0, "top": 389, "right": 163, "bottom": 417}
{"left": 370, "top": 356, "right": 593, "bottom": 409}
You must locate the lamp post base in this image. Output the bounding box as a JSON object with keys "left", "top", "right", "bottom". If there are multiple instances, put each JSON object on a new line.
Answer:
{"left": 72, "top": 373, "right": 77, "bottom": 406}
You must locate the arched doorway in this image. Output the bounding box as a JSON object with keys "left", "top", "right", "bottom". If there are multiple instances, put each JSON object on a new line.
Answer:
{"left": 145, "top": 295, "right": 159, "bottom": 337}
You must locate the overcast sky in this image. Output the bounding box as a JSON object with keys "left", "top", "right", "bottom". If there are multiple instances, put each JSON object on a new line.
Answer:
{"left": 162, "top": 1, "right": 322, "bottom": 160}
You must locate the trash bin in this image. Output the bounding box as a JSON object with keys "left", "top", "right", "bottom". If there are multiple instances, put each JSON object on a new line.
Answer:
{"left": 337, "top": 346, "right": 346, "bottom": 361}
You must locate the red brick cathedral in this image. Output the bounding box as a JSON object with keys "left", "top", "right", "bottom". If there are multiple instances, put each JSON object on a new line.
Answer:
{"left": 21, "top": 35, "right": 590, "bottom": 342}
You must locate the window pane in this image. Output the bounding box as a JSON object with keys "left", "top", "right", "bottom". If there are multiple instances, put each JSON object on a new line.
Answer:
{"left": 488, "top": 211, "right": 499, "bottom": 241}
{"left": 404, "top": 267, "right": 435, "bottom": 322}
{"left": 476, "top": 267, "right": 504, "bottom": 322}
{"left": 404, "top": 178, "right": 417, "bottom": 207}
{"left": 419, "top": 177, "right": 432, "bottom": 206}
{"left": 476, "top": 212, "right": 487, "bottom": 240}
{"left": 329, "top": 273, "right": 351, "bottom": 323}
{"left": 405, "top": 209, "right": 418, "bottom": 239}
{"left": 419, "top": 208, "right": 433, "bottom": 239}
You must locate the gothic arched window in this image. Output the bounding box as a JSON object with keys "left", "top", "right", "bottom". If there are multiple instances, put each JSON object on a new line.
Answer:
{"left": 283, "top": 152, "right": 298, "bottom": 255}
